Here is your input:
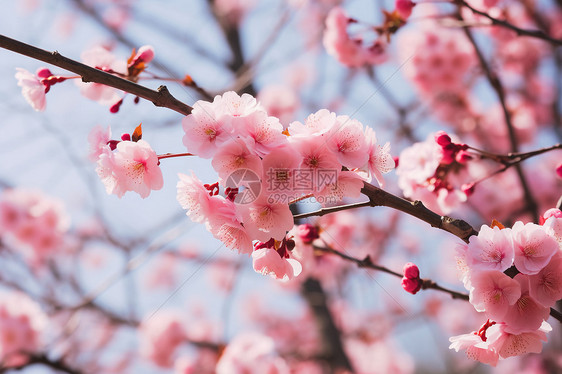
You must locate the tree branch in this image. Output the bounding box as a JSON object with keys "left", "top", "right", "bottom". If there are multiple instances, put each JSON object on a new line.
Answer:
{"left": 456, "top": 0, "right": 562, "bottom": 46}
{"left": 0, "top": 34, "right": 192, "bottom": 116}
{"left": 1, "top": 353, "right": 82, "bottom": 374}
{"left": 300, "top": 278, "right": 355, "bottom": 373}
{"left": 457, "top": 10, "right": 539, "bottom": 222}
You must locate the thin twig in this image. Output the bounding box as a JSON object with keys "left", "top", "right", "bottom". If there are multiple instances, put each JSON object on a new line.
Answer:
{"left": 456, "top": 0, "right": 562, "bottom": 46}
{"left": 458, "top": 10, "right": 539, "bottom": 222}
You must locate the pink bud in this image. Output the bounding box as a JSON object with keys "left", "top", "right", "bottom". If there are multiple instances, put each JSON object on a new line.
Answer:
{"left": 393, "top": 156, "right": 400, "bottom": 168}
{"left": 297, "top": 224, "right": 319, "bottom": 244}
{"left": 461, "top": 182, "right": 475, "bottom": 197}
{"left": 403, "top": 262, "right": 419, "bottom": 279}
{"left": 434, "top": 131, "right": 451, "bottom": 146}
{"left": 455, "top": 150, "right": 472, "bottom": 164}
{"left": 121, "top": 133, "right": 131, "bottom": 141}
{"left": 36, "top": 67, "right": 53, "bottom": 79}
{"left": 135, "top": 45, "right": 155, "bottom": 64}
{"left": 401, "top": 277, "right": 422, "bottom": 294}
{"left": 395, "top": 0, "right": 416, "bottom": 20}
{"left": 540, "top": 208, "right": 562, "bottom": 224}
{"left": 109, "top": 98, "right": 123, "bottom": 113}
{"left": 557, "top": 163, "right": 562, "bottom": 179}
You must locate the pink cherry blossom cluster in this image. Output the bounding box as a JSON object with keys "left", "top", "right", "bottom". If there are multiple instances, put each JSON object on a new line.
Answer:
{"left": 0, "top": 290, "right": 47, "bottom": 367}
{"left": 139, "top": 311, "right": 187, "bottom": 368}
{"left": 0, "top": 188, "right": 69, "bottom": 265}
{"left": 396, "top": 132, "right": 472, "bottom": 214}
{"left": 450, "top": 209, "right": 562, "bottom": 365}
{"left": 215, "top": 332, "right": 289, "bottom": 374}
{"left": 88, "top": 124, "right": 163, "bottom": 198}
{"left": 398, "top": 22, "right": 476, "bottom": 96}
{"left": 177, "top": 91, "right": 394, "bottom": 281}
{"left": 323, "top": 7, "right": 388, "bottom": 67}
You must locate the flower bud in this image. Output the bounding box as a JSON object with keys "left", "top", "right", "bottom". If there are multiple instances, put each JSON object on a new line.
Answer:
{"left": 296, "top": 224, "right": 319, "bottom": 244}
{"left": 434, "top": 131, "right": 451, "bottom": 146}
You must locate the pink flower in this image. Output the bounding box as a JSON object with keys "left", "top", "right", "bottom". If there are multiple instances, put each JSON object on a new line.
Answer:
{"left": 207, "top": 199, "right": 253, "bottom": 254}
{"left": 288, "top": 109, "right": 336, "bottom": 137}
{"left": 252, "top": 247, "right": 302, "bottom": 282}
{"left": 261, "top": 144, "right": 302, "bottom": 202}
{"left": 323, "top": 7, "right": 388, "bottom": 67}
{"left": 211, "top": 138, "right": 263, "bottom": 180}
{"left": 0, "top": 291, "right": 47, "bottom": 367}
{"left": 257, "top": 84, "right": 298, "bottom": 126}
{"left": 77, "top": 46, "right": 125, "bottom": 106}
{"left": 88, "top": 125, "right": 112, "bottom": 162}
{"left": 216, "top": 332, "right": 289, "bottom": 374}
{"left": 176, "top": 172, "right": 225, "bottom": 223}
{"left": 469, "top": 270, "right": 521, "bottom": 320}
{"left": 15, "top": 68, "right": 46, "bottom": 111}
{"left": 315, "top": 170, "right": 363, "bottom": 205}
{"left": 139, "top": 311, "right": 186, "bottom": 368}
{"left": 0, "top": 189, "right": 69, "bottom": 265}
{"left": 235, "top": 111, "right": 287, "bottom": 157}
{"left": 396, "top": 137, "right": 441, "bottom": 194}
{"left": 543, "top": 212, "right": 562, "bottom": 244}
{"left": 449, "top": 320, "right": 551, "bottom": 365}
{"left": 182, "top": 98, "right": 233, "bottom": 158}
{"left": 502, "top": 274, "right": 550, "bottom": 334}
{"left": 511, "top": 221, "right": 559, "bottom": 275}
{"left": 363, "top": 127, "right": 394, "bottom": 187}
{"left": 397, "top": 25, "right": 476, "bottom": 95}
{"left": 466, "top": 225, "right": 514, "bottom": 273}
{"left": 325, "top": 116, "right": 369, "bottom": 168}
{"left": 449, "top": 328, "right": 500, "bottom": 366}
{"left": 97, "top": 139, "right": 163, "bottom": 198}
{"left": 240, "top": 195, "right": 294, "bottom": 242}
{"left": 528, "top": 252, "right": 562, "bottom": 307}
{"left": 292, "top": 136, "right": 341, "bottom": 191}
{"left": 493, "top": 321, "right": 550, "bottom": 358}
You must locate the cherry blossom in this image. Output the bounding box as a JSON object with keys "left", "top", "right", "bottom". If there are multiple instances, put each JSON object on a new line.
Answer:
{"left": 323, "top": 7, "right": 388, "bottom": 67}
{"left": 466, "top": 225, "right": 514, "bottom": 273}
{"left": 77, "top": 46, "right": 125, "bottom": 106}
{"left": 469, "top": 270, "right": 521, "bottom": 320}
{"left": 501, "top": 274, "right": 550, "bottom": 334}
{"left": 528, "top": 252, "right": 562, "bottom": 307}
{"left": 240, "top": 195, "right": 294, "bottom": 242}
{"left": 0, "top": 291, "right": 48, "bottom": 367}
{"left": 97, "top": 139, "right": 163, "bottom": 198}
{"left": 215, "top": 332, "right": 289, "bottom": 374}
{"left": 139, "top": 311, "right": 186, "bottom": 368}
{"left": 15, "top": 68, "right": 47, "bottom": 111}
{"left": 511, "top": 221, "right": 559, "bottom": 275}
{"left": 363, "top": 126, "right": 395, "bottom": 187}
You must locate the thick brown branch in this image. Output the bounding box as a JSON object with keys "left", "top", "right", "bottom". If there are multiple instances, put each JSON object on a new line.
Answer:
{"left": 0, "top": 34, "right": 192, "bottom": 116}
{"left": 360, "top": 181, "right": 478, "bottom": 243}
{"left": 300, "top": 278, "right": 354, "bottom": 373}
